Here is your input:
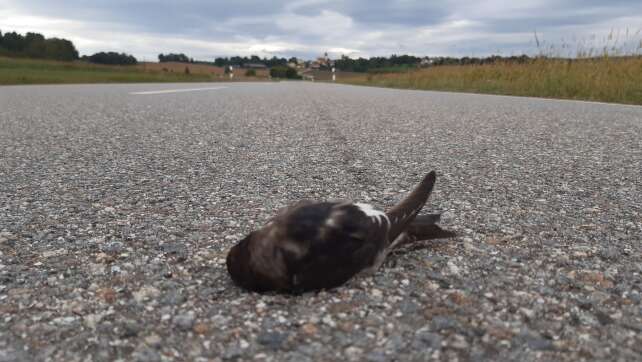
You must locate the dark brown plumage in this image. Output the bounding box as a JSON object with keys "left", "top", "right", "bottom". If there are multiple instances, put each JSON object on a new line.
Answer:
{"left": 226, "top": 171, "right": 455, "bottom": 293}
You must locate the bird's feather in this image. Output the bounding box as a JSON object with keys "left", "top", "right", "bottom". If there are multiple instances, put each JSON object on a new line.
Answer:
{"left": 385, "top": 171, "right": 436, "bottom": 242}
{"left": 226, "top": 171, "right": 454, "bottom": 293}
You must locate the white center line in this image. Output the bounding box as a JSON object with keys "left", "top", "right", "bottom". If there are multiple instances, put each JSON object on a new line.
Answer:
{"left": 130, "top": 86, "right": 227, "bottom": 95}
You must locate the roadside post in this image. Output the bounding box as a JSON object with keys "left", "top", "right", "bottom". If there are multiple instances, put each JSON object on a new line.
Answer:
{"left": 332, "top": 67, "right": 336, "bottom": 82}
{"left": 230, "top": 65, "right": 234, "bottom": 79}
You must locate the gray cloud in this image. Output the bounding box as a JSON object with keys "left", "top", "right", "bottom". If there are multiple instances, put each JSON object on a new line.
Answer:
{"left": 1, "top": 0, "right": 641, "bottom": 59}
{"left": 289, "top": 0, "right": 451, "bottom": 26}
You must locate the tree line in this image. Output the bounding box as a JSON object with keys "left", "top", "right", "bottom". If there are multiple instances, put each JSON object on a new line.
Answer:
{"left": 0, "top": 29, "right": 140, "bottom": 65}
{"left": 3, "top": 28, "right": 534, "bottom": 71}
{"left": 334, "top": 54, "right": 532, "bottom": 72}
{"left": 158, "top": 54, "right": 299, "bottom": 68}
{"left": 160, "top": 53, "right": 533, "bottom": 72}
{"left": 163, "top": 55, "right": 295, "bottom": 68}
{"left": 428, "top": 55, "right": 530, "bottom": 66}
{"left": 212, "top": 56, "right": 295, "bottom": 68}
{"left": 0, "top": 30, "right": 79, "bottom": 61}
{"left": 158, "top": 53, "right": 193, "bottom": 63}
{"left": 81, "top": 52, "right": 138, "bottom": 65}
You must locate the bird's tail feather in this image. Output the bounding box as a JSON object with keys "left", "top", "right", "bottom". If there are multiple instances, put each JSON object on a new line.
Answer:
{"left": 407, "top": 214, "right": 456, "bottom": 240}
{"left": 388, "top": 213, "right": 456, "bottom": 250}
{"left": 385, "top": 171, "right": 436, "bottom": 242}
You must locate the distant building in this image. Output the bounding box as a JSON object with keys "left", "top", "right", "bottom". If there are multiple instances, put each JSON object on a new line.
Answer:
{"left": 420, "top": 57, "right": 434, "bottom": 67}
{"left": 314, "top": 52, "right": 332, "bottom": 68}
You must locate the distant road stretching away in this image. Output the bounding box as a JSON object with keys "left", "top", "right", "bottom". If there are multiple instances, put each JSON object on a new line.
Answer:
{"left": 1, "top": 82, "right": 640, "bottom": 361}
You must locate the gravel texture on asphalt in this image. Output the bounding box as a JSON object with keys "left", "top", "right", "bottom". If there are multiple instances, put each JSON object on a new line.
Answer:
{"left": 1, "top": 82, "right": 641, "bottom": 361}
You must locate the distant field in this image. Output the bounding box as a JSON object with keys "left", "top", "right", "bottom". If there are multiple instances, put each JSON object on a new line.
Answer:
{"left": 0, "top": 57, "right": 267, "bottom": 85}
{"left": 302, "top": 69, "right": 362, "bottom": 81}
{"left": 138, "top": 62, "right": 270, "bottom": 78}
{"left": 339, "top": 57, "right": 642, "bottom": 105}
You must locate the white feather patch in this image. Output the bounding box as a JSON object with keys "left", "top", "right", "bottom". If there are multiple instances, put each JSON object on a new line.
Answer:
{"left": 355, "top": 203, "right": 389, "bottom": 228}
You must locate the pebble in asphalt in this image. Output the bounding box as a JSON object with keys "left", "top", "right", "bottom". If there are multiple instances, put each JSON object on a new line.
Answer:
{"left": 0, "top": 82, "right": 640, "bottom": 361}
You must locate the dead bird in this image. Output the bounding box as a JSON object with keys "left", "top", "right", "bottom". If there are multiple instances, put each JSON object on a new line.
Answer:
{"left": 226, "top": 171, "right": 454, "bottom": 293}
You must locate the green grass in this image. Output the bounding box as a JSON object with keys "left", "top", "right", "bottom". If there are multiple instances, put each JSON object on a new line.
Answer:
{"left": 340, "top": 56, "right": 642, "bottom": 105}
{"left": 0, "top": 56, "right": 220, "bottom": 85}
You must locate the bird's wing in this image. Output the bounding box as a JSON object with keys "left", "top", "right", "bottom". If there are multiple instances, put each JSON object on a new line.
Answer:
{"left": 278, "top": 202, "right": 388, "bottom": 292}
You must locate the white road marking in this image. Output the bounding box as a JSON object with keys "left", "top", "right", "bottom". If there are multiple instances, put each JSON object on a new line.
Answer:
{"left": 129, "top": 86, "right": 227, "bottom": 95}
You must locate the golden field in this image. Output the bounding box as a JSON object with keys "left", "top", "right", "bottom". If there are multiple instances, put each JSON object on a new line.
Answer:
{"left": 137, "top": 62, "right": 269, "bottom": 78}
{"left": 339, "top": 56, "right": 642, "bottom": 105}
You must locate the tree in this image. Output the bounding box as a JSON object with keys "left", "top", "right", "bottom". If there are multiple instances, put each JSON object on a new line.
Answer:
{"left": 264, "top": 56, "right": 287, "bottom": 67}
{"left": 43, "top": 38, "right": 78, "bottom": 61}
{"left": 24, "top": 32, "right": 46, "bottom": 57}
{"left": 88, "top": 51, "right": 137, "bottom": 65}
{"left": 285, "top": 67, "right": 299, "bottom": 79}
{"left": 2, "top": 31, "right": 25, "bottom": 52}
{"left": 214, "top": 57, "right": 227, "bottom": 67}
{"left": 230, "top": 56, "right": 244, "bottom": 66}
{"left": 158, "top": 53, "right": 190, "bottom": 63}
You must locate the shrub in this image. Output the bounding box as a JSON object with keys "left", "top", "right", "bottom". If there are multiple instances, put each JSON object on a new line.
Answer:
{"left": 270, "top": 66, "right": 300, "bottom": 79}
{"left": 88, "top": 51, "right": 137, "bottom": 65}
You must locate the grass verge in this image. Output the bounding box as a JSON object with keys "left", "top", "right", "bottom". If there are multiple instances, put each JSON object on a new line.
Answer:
{"left": 339, "top": 56, "right": 642, "bottom": 105}
{"left": 0, "top": 56, "right": 239, "bottom": 85}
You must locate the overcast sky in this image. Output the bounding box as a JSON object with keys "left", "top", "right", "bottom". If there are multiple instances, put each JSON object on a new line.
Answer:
{"left": 1, "top": 0, "right": 641, "bottom": 60}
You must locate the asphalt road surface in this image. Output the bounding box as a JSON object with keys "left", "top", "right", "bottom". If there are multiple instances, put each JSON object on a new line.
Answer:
{"left": 1, "top": 82, "right": 640, "bottom": 361}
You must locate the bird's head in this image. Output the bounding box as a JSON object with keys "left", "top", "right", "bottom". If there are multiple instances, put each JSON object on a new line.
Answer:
{"left": 226, "top": 212, "right": 294, "bottom": 292}
{"left": 226, "top": 233, "right": 254, "bottom": 290}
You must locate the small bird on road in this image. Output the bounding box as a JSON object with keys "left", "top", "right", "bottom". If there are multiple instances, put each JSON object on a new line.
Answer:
{"left": 226, "top": 171, "right": 454, "bottom": 293}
